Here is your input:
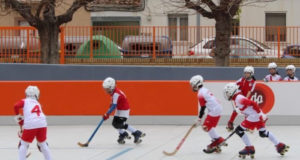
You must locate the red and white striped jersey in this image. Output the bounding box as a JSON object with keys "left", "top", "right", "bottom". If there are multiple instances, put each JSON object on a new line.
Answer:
{"left": 233, "top": 94, "right": 261, "bottom": 122}
{"left": 264, "top": 74, "right": 282, "bottom": 81}
{"left": 14, "top": 98, "right": 47, "bottom": 129}
{"left": 197, "top": 87, "right": 222, "bottom": 117}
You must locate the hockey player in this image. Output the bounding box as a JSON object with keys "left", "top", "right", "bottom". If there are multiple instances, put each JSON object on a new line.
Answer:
{"left": 14, "top": 86, "right": 52, "bottom": 160}
{"left": 223, "top": 83, "right": 289, "bottom": 159}
{"left": 189, "top": 75, "right": 225, "bottom": 153}
{"left": 283, "top": 65, "right": 298, "bottom": 81}
{"left": 102, "top": 77, "right": 145, "bottom": 144}
{"left": 227, "top": 66, "right": 256, "bottom": 131}
{"left": 263, "top": 62, "right": 282, "bottom": 82}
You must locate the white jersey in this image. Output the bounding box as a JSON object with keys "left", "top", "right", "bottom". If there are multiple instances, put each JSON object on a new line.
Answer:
{"left": 283, "top": 76, "right": 299, "bottom": 81}
{"left": 264, "top": 74, "right": 282, "bottom": 81}
{"left": 234, "top": 94, "right": 261, "bottom": 122}
{"left": 197, "top": 87, "right": 222, "bottom": 117}
{"left": 22, "top": 98, "right": 47, "bottom": 129}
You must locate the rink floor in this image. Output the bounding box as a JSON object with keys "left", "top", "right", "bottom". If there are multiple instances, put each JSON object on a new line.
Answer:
{"left": 0, "top": 125, "right": 298, "bottom": 160}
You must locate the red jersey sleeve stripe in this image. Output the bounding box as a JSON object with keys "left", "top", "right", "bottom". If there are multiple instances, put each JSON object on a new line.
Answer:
{"left": 14, "top": 100, "right": 24, "bottom": 115}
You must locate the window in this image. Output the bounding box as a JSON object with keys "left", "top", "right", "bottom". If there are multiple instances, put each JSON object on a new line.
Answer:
{"left": 203, "top": 40, "right": 215, "bottom": 49}
{"left": 265, "top": 13, "right": 286, "bottom": 41}
{"left": 91, "top": 17, "right": 140, "bottom": 45}
{"left": 237, "top": 39, "right": 257, "bottom": 49}
{"left": 168, "top": 14, "right": 188, "bottom": 41}
{"left": 231, "top": 19, "right": 240, "bottom": 36}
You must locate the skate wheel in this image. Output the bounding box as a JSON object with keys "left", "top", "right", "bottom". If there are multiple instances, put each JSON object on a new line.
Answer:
{"left": 239, "top": 154, "right": 246, "bottom": 159}
{"left": 135, "top": 139, "right": 142, "bottom": 144}
{"left": 141, "top": 133, "right": 146, "bottom": 137}
{"left": 250, "top": 154, "right": 255, "bottom": 159}
{"left": 286, "top": 146, "right": 290, "bottom": 149}
{"left": 127, "top": 136, "right": 131, "bottom": 140}
{"left": 215, "top": 148, "right": 222, "bottom": 153}
{"left": 118, "top": 140, "right": 125, "bottom": 144}
{"left": 223, "top": 143, "right": 228, "bottom": 147}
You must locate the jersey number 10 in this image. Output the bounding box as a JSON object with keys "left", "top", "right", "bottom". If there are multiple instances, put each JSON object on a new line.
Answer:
{"left": 31, "top": 105, "right": 41, "bottom": 116}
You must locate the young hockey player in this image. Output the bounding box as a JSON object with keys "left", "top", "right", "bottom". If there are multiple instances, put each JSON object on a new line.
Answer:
{"left": 223, "top": 83, "right": 289, "bottom": 159}
{"left": 227, "top": 66, "right": 256, "bottom": 131}
{"left": 102, "top": 77, "right": 145, "bottom": 144}
{"left": 283, "top": 65, "right": 298, "bottom": 81}
{"left": 263, "top": 62, "right": 282, "bottom": 82}
{"left": 14, "top": 86, "right": 52, "bottom": 160}
{"left": 189, "top": 75, "right": 225, "bottom": 153}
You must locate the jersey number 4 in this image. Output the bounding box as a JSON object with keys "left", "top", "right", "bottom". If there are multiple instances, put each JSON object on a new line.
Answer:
{"left": 31, "top": 105, "right": 41, "bottom": 116}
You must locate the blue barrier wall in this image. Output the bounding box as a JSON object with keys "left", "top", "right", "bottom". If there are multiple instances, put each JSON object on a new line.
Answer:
{"left": 0, "top": 63, "right": 297, "bottom": 81}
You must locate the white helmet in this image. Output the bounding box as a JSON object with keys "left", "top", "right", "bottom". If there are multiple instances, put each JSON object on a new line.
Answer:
{"left": 25, "top": 85, "right": 40, "bottom": 100}
{"left": 268, "top": 62, "right": 277, "bottom": 69}
{"left": 223, "top": 83, "right": 239, "bottom": 100}
{"left": 285, "top": 65, "right": 296, "bottom": 73}
{"left": 102, "top": 77, "right": 116, "bottom": 90}
{"left": 244, "top": 66, "right": 254, "bottom": 75}
{"left": 189, "top": 75, "right": 204, "bottom": 91}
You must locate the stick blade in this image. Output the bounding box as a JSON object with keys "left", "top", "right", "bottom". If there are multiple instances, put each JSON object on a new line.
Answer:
{"left": 26, "top": 152, "right": 31, "bottom": 158}
{"left": 163, "top": 150, "right": 177, "bottom": 156}
{"left": 77, "top": 142, "right": 89, "bottom": 147}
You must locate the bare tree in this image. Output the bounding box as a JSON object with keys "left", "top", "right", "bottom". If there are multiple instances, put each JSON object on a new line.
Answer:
{"left": 1, "top": 0, "right": 95, "bottom": 63}
{"left": 179, "top": 0, "right": 276, "bottom": 66}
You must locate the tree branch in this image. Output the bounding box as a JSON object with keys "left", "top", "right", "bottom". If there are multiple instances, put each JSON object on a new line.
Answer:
{"left": 43, "top": 1, "right": 57, "bottom": 23}
{"left": 57, "top": 0, "right": 94, "bottom": 25}
{"left": 184, "top": 0, "right": 214, "bottom": 18}
{"left": 36, "top": 0, "right": 48, "bottom": 18}
{"left": 202, "top": 0, "right": 217, "bottom": 11}
{"left": 5, "top": 0, "right": 38, "bottom": 26}
{"left": 228, "top": 0, "right": 243, "bottom": 17}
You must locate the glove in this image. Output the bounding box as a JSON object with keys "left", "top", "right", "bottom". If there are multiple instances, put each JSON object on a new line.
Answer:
{"left": 259, "top": 112, "right": 268, "bottom": 123}
{"left": 226, "top": 121, "right": 234, "bottom": 132}
{"left": 194, "top": 118, "right": 202, "bottom": 127}
{"left": 102, "top": 113, "right": 109, "bottom": 120}
{"left": 14, "top": 115, "right": 24, "bottom": 126}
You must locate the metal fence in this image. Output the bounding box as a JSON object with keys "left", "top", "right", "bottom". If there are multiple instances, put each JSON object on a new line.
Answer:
{"left": 0, "top": 26, "right": 299, "bottom": 64}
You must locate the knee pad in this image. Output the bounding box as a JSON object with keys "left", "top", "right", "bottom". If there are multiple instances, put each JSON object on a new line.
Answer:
{"left": 19, "top": 140, "right": 29, "bottom": 149}
{"left": 37, "top": 142, "right": 48, "bottom": 152}
{"left": 235, "top": 125, "right": 245, "bottom": 137}
{"left": 112, "top": 117, "right": 127, "bottom": 129}
{"left": 259, "top": 130, "right": 269, "bottom": 138}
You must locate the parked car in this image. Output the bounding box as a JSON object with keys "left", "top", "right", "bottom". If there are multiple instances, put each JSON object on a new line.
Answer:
{"left": 188, "top": 36, "right": 279, "bottom": 58}
{"left": 0, "top": 36, "right": 40, "bottom": 58}
{"left": 121, "top": 36, "right": 172, "bottom": 58}
{"left": 282, "top": 45, "right": 300, "bottom": 58}
{"left": 76, "top": 35, "right": 122, "bottom": 58}
{"left": 210, "top": 48, "right": 266, "bottom": 58}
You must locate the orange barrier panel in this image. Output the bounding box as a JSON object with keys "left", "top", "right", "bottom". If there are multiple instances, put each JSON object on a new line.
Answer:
{"left": 0, "top": 81, "right": 198, "bottom": 116}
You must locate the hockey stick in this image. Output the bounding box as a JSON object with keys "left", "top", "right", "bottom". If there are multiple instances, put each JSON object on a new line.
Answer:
{"left": 163, "top": 123, "right": 197, "bottom": 156}
{"left": 78, "top": 118, "right": 105, "bottom": 147}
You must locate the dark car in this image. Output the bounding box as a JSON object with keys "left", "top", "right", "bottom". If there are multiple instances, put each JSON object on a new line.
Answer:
{"left": 282, "top": 45, "right": 300, "bottom": 58}
{"left": 121, "top": 36, "right": 172, "bottom": 58}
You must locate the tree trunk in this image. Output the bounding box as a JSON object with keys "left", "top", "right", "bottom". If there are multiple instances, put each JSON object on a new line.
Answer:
{"left": 214, "top": 12, "right": 231, "bottom": 66}
{"left": 37, "top": 22, "right": 60, "bottom": 64}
